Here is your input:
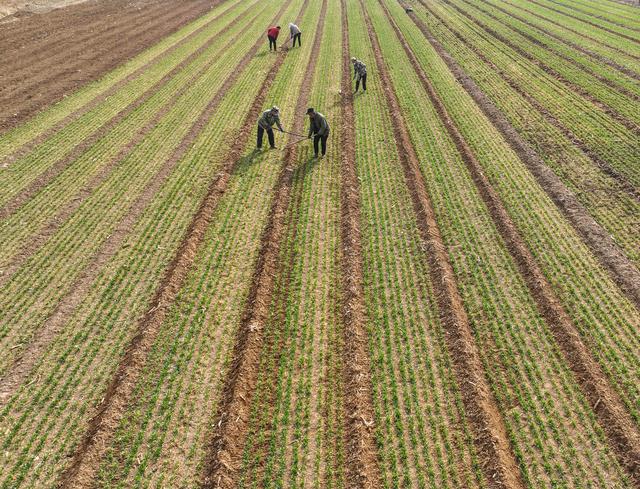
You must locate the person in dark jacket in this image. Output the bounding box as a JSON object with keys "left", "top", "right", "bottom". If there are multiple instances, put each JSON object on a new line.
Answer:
{"left": 351, "top": 57, "right": 367, "bottom": 92}
{"left": 267, "top": 25, "right": 281, "bottom": 51}
{"left": 257, "top": 106, "right": 284, "bottom": 149}
{"left": 306, "top": 107, "right": 330, "bottom": 158}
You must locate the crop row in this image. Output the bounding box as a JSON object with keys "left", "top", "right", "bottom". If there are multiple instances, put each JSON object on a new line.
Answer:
{"left": 408, "top": 1, "right": 640, "bottom": 269}
{"left": 0, "top": 1, "right": 309, "bottom": 486}
{"left": 0, "top": 0, "right": 248, "bottom": 208}
{"left": 0, "top": 0, "right": 267, "bottom": 279}
{"left": 0, "top": 0, "right": 286, "bottom": 377}
{"left": 419, "top": 0, "right": 640, "bottom": 190}
{"left": 93, "top": 2, "right": 323, "bottom": 486}
{"left": 551, "top": 0, "right": 640, "bottom": 26}
{"left": 397, "top": 0, "right": 640, "bottom": 434}
{"left": 372, "top": 0, "right": 638, "bottom": 486}
{"left": 483, "top": 0, "right": 640, "bottom": 73}
{"left": 345, "top": 1, "right": 491, "bottom": 487}
{"left": 0, "top": 0, "right": 241, "bottom": 160}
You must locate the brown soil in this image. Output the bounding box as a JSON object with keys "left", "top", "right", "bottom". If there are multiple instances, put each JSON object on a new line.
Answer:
{"left": 526, "top": 0, "right": 640, "bottom": 44}
{"left": 0, "top": 1, "right": 255, "bottom": 226}
{"left": 404, "top": 4, "right": 640, "bottom": 310}
{"left": 397, "top": 6, "right": 640, "bottom": 483}
{"left": 478, "top": 0, "right": 640, "bottom": 80}
{"left": 440, "top": 0, "right": 640, "bottom": 136}
{"left": 53, "top": 3, "right": 299, "bottom": 485}
{"left": 0, "top": 2, "right": 267, "bottom": 404}
{"left": 0, "top": 0, "right": 213, "bottom": 132}
{"left": 338, "top": 0, "right": 383, "bottom": 487}
{"left": 200, "top": 2, "right": 327, "bottom": 488}
{"left": 362, "top": 1, "right": 524, "bottom": 488}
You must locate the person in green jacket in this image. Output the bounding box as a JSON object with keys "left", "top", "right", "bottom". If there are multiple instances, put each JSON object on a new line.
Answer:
{"left": 257, "top": 106, "right": 284, "bottom": 150}
{"left": 306, "top": 107, "right": 330, "bottom": 158}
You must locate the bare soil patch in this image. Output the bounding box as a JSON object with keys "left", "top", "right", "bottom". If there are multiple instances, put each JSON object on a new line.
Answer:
{"left": 0, "top": 0, "right": 212, "bottom": 132}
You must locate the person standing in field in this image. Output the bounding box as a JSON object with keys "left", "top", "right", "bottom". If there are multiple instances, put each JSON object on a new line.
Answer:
{"left": 289, "top": 22, "right": 301, "bottom": 47}
{"left": 306, "top": 107, "right": 330, "bottom": 158}
{"left": 267, "top": 25, "right": 281, "bottom": 51}
{"left": 351, "top": 57, "right": 367, "bottom": 92}
{"left": 257, "top": 106, "right": 284, "bottom": 150}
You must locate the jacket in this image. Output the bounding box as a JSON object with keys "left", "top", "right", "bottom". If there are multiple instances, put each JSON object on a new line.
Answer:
{"left": 308, "top": 112, "right": 330, "bottom": 137}
{"left": 267, "top": 27, "right": 280, "bottom": 39}
{"left": 258, "top": 110, "right": 283, "bottom": 131}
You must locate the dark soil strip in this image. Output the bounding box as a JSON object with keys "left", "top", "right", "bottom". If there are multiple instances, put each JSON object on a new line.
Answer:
{"left": 0, "top": 0, "right": 195, "bottom": 81}
{"left": 0, "top": 6, "right": 265, "bottom": 320}
{"left": 200, "top": 2, "right": 326, "bottom": 488}
{"left": 402, "top": 3, "right": 640, "bottom": 310}
{"left": 0, "top": 0, "right": 259, "bottom": 224}
{"left": 338, "top": 0, "right": 383, "bottom": 487}
{"left": 0, "top": 2, "right": 210, "bottom": 128}
{"left": 526, "top": 0, "right": 640, "bottom": 44}
{"left": 0, "top": 0, "right": 222, "bottom": 132}
{"left": 392, "top": 5, "right": 640, "bottom": 482}
{"left": 0, "top": 0, "right": 231, "bottom": 168}
{"left": 420, "top": 0, "right": 640, "bottom": 201}
{"left": 478, "top": 0, "right": 640, "bottom": 80}
{"left": 54, "top": 2, "right": 299, "bottom": 486}
{"left": 440, "top": 0, "right": 640, "bottom": 135}
{"left": 497, "top": 0, "right": 640, "bottom": 61}
{"left": 542, "top": 0, "right": 640, "bottom": 32}
{"left": 465, "top": 0, "right": 640, "bottom": 103}
{"left": 361, "top": 2, "right": 525, "bottom": 488}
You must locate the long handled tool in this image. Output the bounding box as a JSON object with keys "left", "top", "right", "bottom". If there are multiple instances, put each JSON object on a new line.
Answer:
{"left": 281, "top": 129, "right": 307, "bottom": 138}
{"left": 281, "top": 137, "right": 308, "bottom": 151}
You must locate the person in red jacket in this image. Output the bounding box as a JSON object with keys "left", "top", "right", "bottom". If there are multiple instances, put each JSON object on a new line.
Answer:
{"left": 267, "top": 25, "right": 281, "bottom": 51}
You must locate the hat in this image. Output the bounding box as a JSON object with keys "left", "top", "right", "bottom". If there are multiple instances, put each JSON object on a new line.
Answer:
{"left": 306, "top": 107, "right": 315, "bottom": 115}
{"left": 271, "top": 106, "right": 280, "bottom": 112}
{"left": 351, "top": 57, "right": 356, "bottom": 62}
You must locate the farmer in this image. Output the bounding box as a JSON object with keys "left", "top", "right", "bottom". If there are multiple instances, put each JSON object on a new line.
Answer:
{"left": 267, "top": 25, "right": 281, "bottom": 51}
{"left": 289, "top": 22, "right": 301, "bottom": 47}
{"left": 306, "top": 108, "right": 330, "bottom": 158}
{"left": 351, "top": 57, "right": 367, "bottom": 92}
{"left": 257, "top": 106, "right": 284, "bottom": 150}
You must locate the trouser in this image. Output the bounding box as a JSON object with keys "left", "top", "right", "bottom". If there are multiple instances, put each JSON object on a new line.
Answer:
{"left": 257, "top": 126, "right": 275, "bottom": 148}
{"left": 356, "top": 73, "right": 367, "bottom": 91}
{"left": 268, "top": 35, "right": 277, "bottom": 51}
{"left": 313, "top": 132, "right": 329, "bottom": 156}
{"left": 292, "top": 32, "right": 301, "bottom": 46}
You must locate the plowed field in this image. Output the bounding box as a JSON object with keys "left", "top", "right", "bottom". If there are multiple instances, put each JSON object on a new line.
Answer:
{"left": 1, "top": 0, "right": 638, "bottom": 487}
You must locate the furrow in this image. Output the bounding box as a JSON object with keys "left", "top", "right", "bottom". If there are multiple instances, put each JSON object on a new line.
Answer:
{"left": 525, "top": 0, "right": 640, "bottom": 44}
{"left": 0, "top": 0, "right": 232, "bottom": 167}
{"left": 541, "top": 0, "right": 640, "bottom": 32}
{"left": 359, "top": 1, "right": 525, "bottom": 487}
{"left": 0, "top": 0, "right": 258, "bottom": 223}
{"left": 403, "top": 3, "right": 640, "bottom": 307}
{"left": 386, "top": 2, "right": 640, "bottom": 483}
{"left": 200, "top": 1, "right": 326, "bottom": 487}
{"left": 419, "top": 0, "right": 640, "bottom": 200}
{"left": 55, "top": 2, "right": 299, "bottom": 486}
{"left": 0, "top": 2, "right": 270, "bottom": 398}
{"left": 440, "top": 0, "right": 640, "bottom": 135}
{"left": 479, "top": 0, "right": 640, "bottom": 81}
{"left": 338, "top": 0, "right": 383, "bottom": 487}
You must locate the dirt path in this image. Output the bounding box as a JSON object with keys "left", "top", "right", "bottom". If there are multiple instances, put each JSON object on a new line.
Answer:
{"left": 338, "top": 1, "right": 383, "bottom": 487}
{"left": 200, "top": 2, "right": 327, "bottom": 487}
{"left": 0, "top": 0, "right": 213, "bottom": 131}
{"left": 401, "top": 5, "right": 640, "bottom": 310}
{"left": 389, "top": 3, "right": 640, "bottom": 483}
{"left": 359, "top": 1, "right": 524, "bottom": 487}
{"left": 49, "top": 3, "right": 299, "bottom": 486}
